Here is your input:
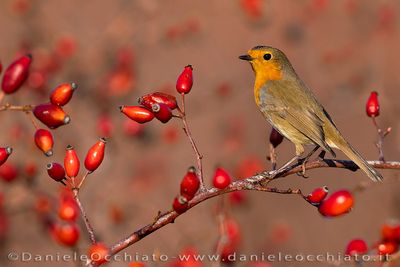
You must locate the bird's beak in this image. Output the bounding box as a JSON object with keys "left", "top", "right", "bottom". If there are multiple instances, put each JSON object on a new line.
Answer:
{"left": 239, "top": 54, "right": 253, "bottom": 61}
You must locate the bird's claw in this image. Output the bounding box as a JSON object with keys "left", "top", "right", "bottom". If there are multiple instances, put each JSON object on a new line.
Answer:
{"left": 296, "top": 158, "right": 309, "bottom": 178}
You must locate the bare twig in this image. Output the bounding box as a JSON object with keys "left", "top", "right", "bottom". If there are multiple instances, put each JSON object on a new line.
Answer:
{"left": 0, "top": 91, "right": 4, "bottom": 104}
{"left": 77, "top": 171, "right": 91, "bottom": 190}
{"left": 212, "top": 205, "right": 227, "bottom": 267}
{"left": 27, "top": 112, "right": 39, "bottom": 130}
{"left": 73, "top": 189, "right": 96, "bottom": 244}
{"left": 177, "top": 94, "right": 205, "bottom": 190}
{"left": 371, "top": 116, "right": 391, "bottom": 162}
{"left": 0, "top": 103, "right": 33, "bottom": 112}
{"left": 0, "top": 103, "right": 38, "bottom": 130}
{"left": 269, "top": 143, "right": 277, "bottom": 170}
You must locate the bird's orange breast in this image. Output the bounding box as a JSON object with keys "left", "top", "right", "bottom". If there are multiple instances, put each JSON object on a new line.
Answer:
{"left": 253, "top": 62, "right": 282, "bottom": 106}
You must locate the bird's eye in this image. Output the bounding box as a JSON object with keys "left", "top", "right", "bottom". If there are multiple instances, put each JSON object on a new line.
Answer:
{"left": 263, "top": 53, "right": 272, "bottom": 61}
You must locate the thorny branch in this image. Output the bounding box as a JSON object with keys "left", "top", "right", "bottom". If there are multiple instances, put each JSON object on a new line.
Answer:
{"left": 90, "top": 159, "right": 400, "bottom": 266}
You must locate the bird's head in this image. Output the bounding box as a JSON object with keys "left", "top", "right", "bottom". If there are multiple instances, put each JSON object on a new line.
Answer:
{"left": 239, "top": 46, "right": 291, "bottom": 81}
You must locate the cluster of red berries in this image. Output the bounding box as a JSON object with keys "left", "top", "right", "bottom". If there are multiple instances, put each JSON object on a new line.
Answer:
{"left": 120, "top": 65, "right": 193, "bottom": 124}
{"left": 172, "top": 167, "right": 200, "bottom": 214}
{"left": 172, "top": 166, "right": 233, "bottom": 214}
{"left": 1, "top": 54, "right": 77, "bottom": 158}
{"left": 33, "top": 82, "right": 77, "bottom": 156}
{"left": 346, "top": 221, "right": 400, "bottom": 257}
{"left": 305, "top": 187, "right": 354, "bottom": 217}
{"left": 47, "top": 138, "right": 107, "bottom": 184}
{"left": 0, "top": 55, "right": 32, "bottom": 166}
{"left": 120, "top": 92, "right": 177, "bottom": 124}
{"left": 50, "top": 191, "right": 80, "bottom": 247}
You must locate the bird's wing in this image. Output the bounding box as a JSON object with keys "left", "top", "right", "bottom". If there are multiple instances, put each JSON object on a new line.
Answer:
{"left": 265, "top": 80, "right": 336, "bottom": 156}
{"left": 282, "top": 107, "right": 335, "bottom": 157}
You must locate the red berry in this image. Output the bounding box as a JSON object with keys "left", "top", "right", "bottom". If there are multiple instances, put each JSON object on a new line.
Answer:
{"left": 24, "top": 162, "right": 37, "bottom": 178}
{"left": 213, "top": 167, "right": 231, "bottom": 189}
{"left": 235, "top": 156, "right": 263, "bottom": 179}
{"left": 152, "top": 103, "right": 173, "bottom": 123}
{"left": 138, "top": 92, "right": 178, "bottom": 110}
{"left": 34, "top": 129, "right": 54, "bottom": 156}
{"left": 35, "top": 195, "right": 52, "bottom": 215}
{"left": 377, "top": 241, "right": 397, "bottom": 255}
{"left": 171, "top": 247, "right": 201, "bottom": 267}
{"left": 97, "top": 113, "right": 113, "bottom": 137}
{"left": 88, "top": 243, "right": 110, "bottom": 265}
{"left": 1, "top": 54, "right": 32, "bottom": 94}
{"left": 129, "top": 262, "right": 146, "bottom": 267}
{"left": 54, "top": 222, "right": 80, "bottom": 247}
{"left": 55, "top": 36, "right": 77, "bottom": 59}
{"left": 180, "top": 167, "right": 199, "bottom": 200}
{"left": 381, "top": 221, "right": 400, "bottom": 241}
{"left": 345, "top": 239, "right": 368, "bottom": 256}
{"left": 248, "top": 263, "right": 272, "bottom": 267}
{"left": 229, "top": 191, "right": 247, "bottom": 205}
{"left": 172, "top": 196, "right": 188, "bottom": 214}
{"left": 176, "top": 65, "right": 193, "bottom": 94}
{"left": 366, "top": 91, "right": 380, "bottom": 117}
{"left": 84, "top": 138, "right": 107, "bottom": 173}
{"left": 0, "top": 147, "right": 12, "bottom": 166}
{"left": 220, "top": 219, "right": 241, "bottom": 263}
{"left": 240, "top": 0, "right": 263, "bottom": 19}
{"left": 64, "top": 145, "right": 80, "bottom": 178}
{"left": 0, "top": 163, "right": 19, "bottom": 182}
{"left": 123, "top": 119, "right": 145, "bottom": 137}
{"left": 119, "top": 105, "right": 154, "bottom": 123}
{"left": 33, "top": 103, "right": 70, "bottom": 129}
{"left": 47, "top": 163, "right": 66, "bottom": 183}
{"left": 269, "top": 128, "right": 284, "bottom": 148}
{"left": 318, "top": 190, "right": 354, "bottom": 217}
{"left": 306, "top": 186, "right": 329, "bottom": 205}
{"left": 58, "top": 200, "right": 78, "bottom": 221}
{"left": 49, "top": 82, "right": 77, "bottom": 106}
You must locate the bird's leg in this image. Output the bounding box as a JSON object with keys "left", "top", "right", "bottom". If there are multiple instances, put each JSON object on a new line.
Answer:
{"left": 297, "top": 145, "right": 320, "bottom": 178}
{"left": 268, "top": 154, "right": 300, "bottom": 178}
{"left": 317, "top": 150, "right": 326, "bottom": 160}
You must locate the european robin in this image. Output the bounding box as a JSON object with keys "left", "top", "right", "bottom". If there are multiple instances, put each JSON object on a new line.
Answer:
{"left": 239, "top": 46, "right": 382, "bottom": 181}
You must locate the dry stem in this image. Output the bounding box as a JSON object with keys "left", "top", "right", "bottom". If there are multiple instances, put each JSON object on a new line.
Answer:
{"left": 96, "top": 159, "right": 400, "bottom": 266}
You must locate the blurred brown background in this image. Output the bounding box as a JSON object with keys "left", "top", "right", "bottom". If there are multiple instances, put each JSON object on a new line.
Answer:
{"left": 1, "top": 0, "right": 400, "bottom": 266}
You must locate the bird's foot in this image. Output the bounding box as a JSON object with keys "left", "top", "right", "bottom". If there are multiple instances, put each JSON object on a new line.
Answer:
{"left": 296, "top": 157, "right": 309, "bottom": 178}
{"left": 296, "top": 160, "right": 309, "bottom": 178}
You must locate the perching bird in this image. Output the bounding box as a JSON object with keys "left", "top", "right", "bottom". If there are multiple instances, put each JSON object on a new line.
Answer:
{"left": 239, "top": 45, "right": 383, "bottom": 182}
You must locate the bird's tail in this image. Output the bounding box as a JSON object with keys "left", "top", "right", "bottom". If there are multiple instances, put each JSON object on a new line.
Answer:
{"left": 334, "top": 140, "right": 383, "bottom": 182}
